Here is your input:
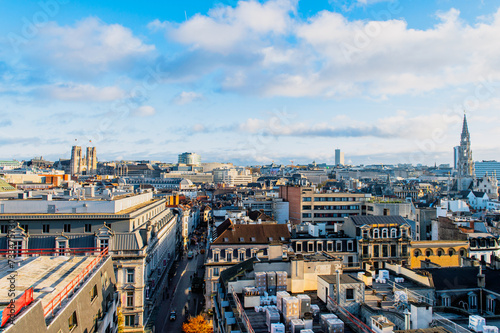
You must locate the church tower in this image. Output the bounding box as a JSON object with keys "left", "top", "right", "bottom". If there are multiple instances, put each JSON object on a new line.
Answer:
{"left": 457, "top": 113, "right": 475, "bottom": 191}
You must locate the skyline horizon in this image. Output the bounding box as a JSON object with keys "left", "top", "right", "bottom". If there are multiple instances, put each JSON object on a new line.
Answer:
{"left": 1, "top": 0, "right": 499, "bottom": 166}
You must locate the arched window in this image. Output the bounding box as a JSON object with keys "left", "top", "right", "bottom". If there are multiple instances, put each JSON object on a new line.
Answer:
{"left": 459, "top": 248, "right": 466, "bottom": 257}
{"left": 448, "top": 248, "right": 456, "bottom": 256}
{"left": 437, "top": 249, "right": 444, "bottom": 257}
{"left": 390, "top": 228, "right": 397, "bottom": 238}
{"left": 373, "top": 229, "right": 379, "bottom": 239}
{"left": 414, "top": 249, "right": 421, "bottom": 257}
{"left": 425, "top": 249, "right": 433, "bottom": 257}
{"left": 382, "top": 228, "right": 388, "bottom": 238}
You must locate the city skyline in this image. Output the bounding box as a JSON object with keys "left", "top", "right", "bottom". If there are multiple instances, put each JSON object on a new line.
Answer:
{"left": 1, "top": 0, "right": 500, "bottom": 165}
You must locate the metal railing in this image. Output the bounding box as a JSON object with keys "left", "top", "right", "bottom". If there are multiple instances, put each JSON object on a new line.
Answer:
{"left": 43, "top": 247, "right": 109, "bottom": 318}
{"left": 0, "top": 247, "right": 107, "bottom": 257}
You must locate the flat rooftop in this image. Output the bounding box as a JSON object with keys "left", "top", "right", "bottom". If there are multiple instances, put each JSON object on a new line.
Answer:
{"left": 0, "top": 255, "right": 97, "bottom": 311}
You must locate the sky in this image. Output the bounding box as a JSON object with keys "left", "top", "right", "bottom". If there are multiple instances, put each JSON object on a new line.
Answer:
{"left": 0, "top": 0, "right": 499, "bottom": 166}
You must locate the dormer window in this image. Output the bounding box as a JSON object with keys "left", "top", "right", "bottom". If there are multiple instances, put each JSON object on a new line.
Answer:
{"left": 373, "top": 229, "right": 379, "bottom": 239}
{"left": 224, "top": 237, "right": 229, "bottom": 243}
{"left": 239, "top": 237, "right": 244, "bottom": 242}
{"left": 390, "top": 228, "right": 397, "bottom": 238}
{"left": 381, "top": 228, "right": 388, "bottom": 238}
{"left": 251, "top": 237, "right": 256, "bottom": 242}
{"left": 280, "top": 237, "right": 285, "bottom": 241}
{"left": 268, "top": 237, "right": 273, "bottom": 242}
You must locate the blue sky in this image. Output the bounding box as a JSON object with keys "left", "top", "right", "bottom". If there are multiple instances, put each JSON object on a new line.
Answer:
{"left": 1, "top": 0, "right": 499, "bottom": 166}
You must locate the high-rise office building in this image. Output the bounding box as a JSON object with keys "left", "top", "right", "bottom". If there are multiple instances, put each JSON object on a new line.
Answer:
{"left": 475, "top": 160, "right": 500, "bottom": 181}
{"left": 453, "top": 146, "right": 460, "bottom": 170}
{"left": 335, "top": 149, "right": 344, "bottom": 166}
{"left": 178, "top": 152, "right": 201, "bottom": 166}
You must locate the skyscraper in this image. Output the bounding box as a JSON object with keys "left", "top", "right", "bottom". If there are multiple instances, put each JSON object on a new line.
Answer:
{"left": 178, "top": 152, "right": 201, "bottom": 166}
{"left": 335, "top": 149, "right": 344, "bottom": 166}
{"left": 456, "top": 114, "right": 475, "bottom": 191}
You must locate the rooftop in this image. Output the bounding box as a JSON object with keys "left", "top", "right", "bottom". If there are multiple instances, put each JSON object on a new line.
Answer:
{"left": 350, "top": 215, "right": 408, "bottom": 226}
{"left": 0, "top": 255, "right": 99, "bottom": 313}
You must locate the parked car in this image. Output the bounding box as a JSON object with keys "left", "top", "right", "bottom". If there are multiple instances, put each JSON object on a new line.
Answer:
{"left": 187, "top": 251, "right": 194, "bottom": 259}
{"left": 169, "top": 311, "right": 176, "bottom": 321}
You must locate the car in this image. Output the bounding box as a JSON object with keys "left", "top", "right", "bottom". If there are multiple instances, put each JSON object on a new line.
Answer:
{"left": 169, "top": 310, "right": 176, "bottom": 321}
{"left": 187, "top": 251, "right": 194, "bottom": 259}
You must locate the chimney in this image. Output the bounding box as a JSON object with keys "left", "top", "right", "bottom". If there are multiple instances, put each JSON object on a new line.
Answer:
{"left": 477, "top": 265, "right": 485, "bottom": 288}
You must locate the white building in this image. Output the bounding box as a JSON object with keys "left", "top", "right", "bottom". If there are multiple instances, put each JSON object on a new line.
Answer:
{"left": 213, "top": 167, "right": 252, "bottom": 186}
{"left": 178, "top": 152, "right": 201, "bottom": 166}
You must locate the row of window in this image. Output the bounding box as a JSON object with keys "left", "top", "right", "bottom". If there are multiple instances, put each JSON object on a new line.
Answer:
{"left": 302, "top": 205, "right": 360, "bottom": 211}
{"left": 295, "top": 240, "right": 354, "bottom": 252}
{"left": 362, "top": 244, "right": 408, "bottom": 257}
{"left": 212, "top": 249, "right": 255, "bottom": 262}
{"left": 470, "top": 238, "right": 498, "bottom": 248}
{"left": 362, "top": 228, "right": 407, "bottom": 239}
{"left": 0, "top": 223, "right": 93, "bottom": 234}
{"left": 414, "top": 248, "right": 466, "bottom": 257}
{"left": 303, "top": 197, "right": 359, "bottom": 202}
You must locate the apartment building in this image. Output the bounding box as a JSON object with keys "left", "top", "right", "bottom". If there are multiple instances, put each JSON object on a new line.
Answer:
{"left": 0, "top": 190, "right": 180, "bottom": 332}
{"left": 343, "top": 215, "right": 412, "bottom": 270}
{"left": 204, "top": 220, "right": 290, "bottom": 308}
{"left": 279, "top": 185, "right": 371, "bottom": 231}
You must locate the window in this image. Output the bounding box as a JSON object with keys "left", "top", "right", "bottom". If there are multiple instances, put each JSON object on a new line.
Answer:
{"left": 58, "top": 241, "right": 66, "bottom": 255}
{"left": 382, "top": 245, "right": 388, "bottom": 257}
{"left": 414, "top": 249, "right": 421, "bottom": 257}
{"left": 390, "top": 228, "right": 397, "bottom": 238}
{"left": 226, "top": 252, "right": 232, "bottom": 262}
{"left": 213, "top": 267, "right": 220, "bottom": 277}
{"left": 90, "top": 284, "right": 98, "bottom": 302}
{"left": 239, "top": 237, "right": 244, "bottom": 242}
{"left": 469, "top": 293, "right": 477, "bottom": 308}
{"left": 127, "top": 269, "right": 134, "bottom": 283}
{"left": 302, "top": 205, "right": 311, "bottom": 210}
{"left": 347, "top": 241, "right": 353, "bottom": 252}
{"left": 12, "top": 241, "right": 22, "bottom": 257}
{"left": 308, "top": 242, "right": 314, "bottom": 252}
{"left": 296, "top": 242, "right": 302, "bottom": 252}
{"left": 437, "top": 249, "right": 444, "bottom": 257}
{"left": 214, "top": 252, "right": 219, "bottom": 262}
{"left": 442, "top": 295, "right": 450, "bottom": 307}
{"left": 303, "top": 197, "right": 312, "bottom": 202}
{"left": 346, "top": 288, "right": 354, "bottom": 300}
{"left": 362, "top": 229, "right": 369, "bottom": 239}
{"left": 302, "top": 213, "right": 311, "bottom": 218}
{"left": 85, "top": 224, "right": 92, "bottom": 232}
{"left": 42, "top": 224, "right": 50, "bottom": 233}
{"left": 448, "top": 248, "right": 455, "bottom": 256}
{"left": 0, "top": 225, "right": 8, "bottom": 234}
{"left": 381, "top": 229, "right": 388, "bottom": 238}
{"left": 239, "top": 252, "right": 245, "bottom": 261}
{"left": 126, "top": 291, "right": 134, "bottom": 307}
{"left": 317, "top": 242, "right": 323, "bottom": 252}
{"left": 336, "top": 242, "right": 342, "bottom": 252}
{"left": 487, "top": 296, "right": 496, "bottom": 313}
{"left": 68, "top": 311, "right": 78, "bottom": 331}
{"left": 64, "top": 224, "right": 71, "bottom": 233}
{"left": 21, "top": 224, "right": 29, "bottom": 232}
{"left": 100, "top": 239, "right": 109, "bottom": 250}
{"left": 124, "top": 315, "right": 135, "bottom": 327}
{"left": 373, "top": 229, "right": 379, "bottom": 239}
{"left": 402, "top": 245, "right": 408, "bottom": 257}
{"left": 327, "top": 242, "right": 333, "bottom": 252}
{"left": 391, "top": 245, "right": 397, "bottom": 257}
{"left": 373, "top": 245, "right": 380, "bottom": 257}
{"left": 425, "top": 249, "right": 432, "bottom": 257}
{"left": 460, "top": 248, "right": 466, "bottom": 257}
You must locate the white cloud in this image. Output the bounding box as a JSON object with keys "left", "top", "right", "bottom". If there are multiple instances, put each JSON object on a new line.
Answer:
{"left": 23, "top": 17, "right": 155, "bottom": 78}
{"left": 172, "top": 91, "right": 204, "bottom": 105}
{"left": 161, "top": 2, "right": 500, "bottom": 99}
{"left": 133, "top": 105, "right": 156, "bottom": 117}
{"left": 41, "top": 83, "right": 125, "bottom": 101}
{"left": 165, "top": 0, "right": 295, "bottom": 53}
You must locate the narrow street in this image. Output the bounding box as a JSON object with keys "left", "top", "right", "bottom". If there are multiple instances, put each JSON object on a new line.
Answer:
{"left": 154, "top": 247, "right": 206, "bottom": 333}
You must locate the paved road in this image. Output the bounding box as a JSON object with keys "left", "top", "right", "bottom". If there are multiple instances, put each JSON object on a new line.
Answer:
{"left": 154, "top": 249, "right": 205, "bottom": 333}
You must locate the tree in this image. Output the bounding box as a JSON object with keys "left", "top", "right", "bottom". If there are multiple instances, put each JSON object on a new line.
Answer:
{"left": 182, "top": 315, "right": 213, "bottom": 333}
{"left": 116, "top": 306, "right": 125, "bottom": 333}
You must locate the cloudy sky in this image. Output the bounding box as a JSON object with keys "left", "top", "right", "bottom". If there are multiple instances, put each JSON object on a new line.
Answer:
{"left": 1, "top": 0, "right": 499, "bottom": 165}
